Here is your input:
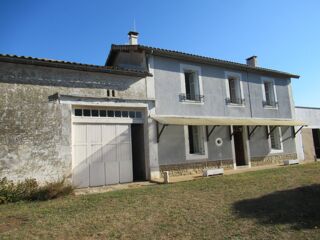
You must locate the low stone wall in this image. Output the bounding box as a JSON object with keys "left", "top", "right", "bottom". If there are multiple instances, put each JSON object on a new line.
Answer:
{"left": 159, "top": 160, "right": 234, "bottom": 177}
{"left": 251, "top": 153, "right": 297, "bottom": 167}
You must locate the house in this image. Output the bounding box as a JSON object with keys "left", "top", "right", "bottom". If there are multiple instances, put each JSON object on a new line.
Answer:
{"left": 0, "top": 31, "right": 305, "bottom": 188}
{"left": 295, "top": 106, "right": 320, "bottom": 161}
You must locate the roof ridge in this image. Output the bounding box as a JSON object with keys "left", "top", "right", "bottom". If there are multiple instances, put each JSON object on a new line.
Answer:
{"left": 0, "top": 53, "right": 151, "bottom": 77}
{"left": 110, "top": 44, "right": 299, "bottom": 78}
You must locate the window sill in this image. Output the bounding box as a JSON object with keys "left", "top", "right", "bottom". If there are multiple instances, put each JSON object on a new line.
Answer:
{"left": 263, "top": 105, "right": 278, "bottom": 110}
{"left": 227, "top": 103, "right": 246, "bottom": 108}
{"left": 181, "top": 100, "right": 204, "bottom": 105}
{"left": 270, "top": 149, "right": 283, "bottom": 154}
{"left": 186, "top": 153, "right": 208, "bottom": 160}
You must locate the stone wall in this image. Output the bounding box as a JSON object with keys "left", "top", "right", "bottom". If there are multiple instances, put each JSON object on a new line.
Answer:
{"left": 251, "top": 153, "right": 297, "bottom": 166}
{"left": 0, "top": 62, "right": 146, "bottom": 183}
{"left": 159, "top": 159, "right": 234, "bottom": 177}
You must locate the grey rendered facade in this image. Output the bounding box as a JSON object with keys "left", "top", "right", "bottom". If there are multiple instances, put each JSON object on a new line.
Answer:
{"left": 0, "top": 32, "right": 303, "bottom": 186}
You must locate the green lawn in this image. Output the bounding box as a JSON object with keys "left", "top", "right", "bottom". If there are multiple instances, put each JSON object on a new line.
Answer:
{"left": 1, "top": 163, "right": 320, "bottom": 239}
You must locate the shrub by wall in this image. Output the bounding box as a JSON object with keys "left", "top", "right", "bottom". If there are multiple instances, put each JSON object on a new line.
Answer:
{"left": 0, "top": 178, "right": 73, "bottom": 204}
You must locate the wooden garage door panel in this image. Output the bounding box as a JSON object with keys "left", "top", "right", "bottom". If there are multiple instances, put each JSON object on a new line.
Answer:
{"left": 90, "top": 161, "right": 105, "bottom": 187}
{"left": 87, "top": 124, "right": 102, "bottom": 144}
{"left": 73, "top": 161, "right": 89, "bottom": 188}
{"left": 73, "top": 123, "right": 133, "bottom": 188}
{"left": 73, "top": 124, "right": 87, "bottom": 144}
{"left": 117, "top": 125, "right": 131, "bottom": 143}
{"left": 102, "top": 124, "right": 117, "bottom": 144}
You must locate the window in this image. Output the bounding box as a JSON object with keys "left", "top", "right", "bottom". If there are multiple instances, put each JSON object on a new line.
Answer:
{"left": 83, "top": 109, "right": 91, "bottom": 116}
{"left": 135, "top": 112, "right": 142, "bottom": 118}
{"left": 75, "top": 109, "right": 82, "bottom": 116}
{"left": 262, "top": 79, "right": 277, "bottom": 107}
{"left": 99, "top": 110, "right": 107, "bottom": 117}
{"left": 180, "top": 64, "right": 203, "bottom": 103}
{"left": 73, "top": 108, "right": 143, "bottom": 120}
{"left": 115, "top": 111, "right": 121, "bottom": 117}
{"left": 91, "top": 109, "right": 99, "bottom": 117}
{"left": 184, "top": 71, "right": 200, "bottom": 101}
{"left": 188, "top": 126, "right": 204, "bottom": 154}
{"left": 228, "top": 77, "right": 242, "bottom": 104}
{"left": 270, "top": 126, "right": 282, "bottom": 151}
{"left": 121, "top": 111, "right": 128, "bottom": 118}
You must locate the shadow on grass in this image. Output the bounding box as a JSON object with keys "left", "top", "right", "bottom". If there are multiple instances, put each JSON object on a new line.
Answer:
{"left": 233, "top": 184, "right": 320, "bottom": 229}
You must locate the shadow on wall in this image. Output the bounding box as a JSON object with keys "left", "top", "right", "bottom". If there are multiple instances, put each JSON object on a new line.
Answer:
{"left": 233, "top": 184, "right": 320, "bottom": 230}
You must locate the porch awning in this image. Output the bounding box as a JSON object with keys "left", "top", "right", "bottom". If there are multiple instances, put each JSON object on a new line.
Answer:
{"left": 151, "top": 115, "right": 306, "bottom": 126}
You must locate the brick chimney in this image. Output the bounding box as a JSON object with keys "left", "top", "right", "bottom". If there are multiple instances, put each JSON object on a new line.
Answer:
{"left": 128, "top": 31, "right": 139, "bottom": 45}
{"left": 246, "top": 56, "right": 258, "bottom": 67}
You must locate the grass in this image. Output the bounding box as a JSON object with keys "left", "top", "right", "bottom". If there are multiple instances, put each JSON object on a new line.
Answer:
{"left": 1, "top": 163, "right": 320, "bottom": 239}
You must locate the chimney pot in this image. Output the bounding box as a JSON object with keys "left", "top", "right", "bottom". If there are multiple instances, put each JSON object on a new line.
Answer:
{"left": 128, "top": 31, "right": 139, "bottom": 45}
{"left": 246, "top": 56, "right": 258, "bottom": 67}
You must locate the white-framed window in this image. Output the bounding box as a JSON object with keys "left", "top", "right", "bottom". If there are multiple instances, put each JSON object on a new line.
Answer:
{"left": 261, "top": 77, "right": 278, "bottom": 108}
{"left": 269, "top": 126, "right": 283, "bottom": 153}
{"left": 225, "top": 71, "right": 244, "bottom": 105}
{"left": 184, "top": 125, "right": 208, "bottom": 160}
{"left": 180, "top": 64, "right": 204, "bottom": 103}
{"left": 73, "top": 108, "right": 143, "bottom": 119}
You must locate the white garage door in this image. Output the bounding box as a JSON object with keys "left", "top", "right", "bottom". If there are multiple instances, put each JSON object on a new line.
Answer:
{"left": 72, "top": 123, "right": 133, "bottom": 188}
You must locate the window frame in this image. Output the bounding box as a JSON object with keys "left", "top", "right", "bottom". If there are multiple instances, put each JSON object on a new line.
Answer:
{"left": 180, "top": 64, "right": 204, "bottom": 104}
{"left": 261, "top": 77, "right": 278, "bottom": 109}
{"left": 268, "top": 126, "right": 283, "bottom": 153}
{"left": 225, "top": 71, "right": 245, "bottom": 106}
{"left": 184, "top": 125, "right": 208, "bottom": 160}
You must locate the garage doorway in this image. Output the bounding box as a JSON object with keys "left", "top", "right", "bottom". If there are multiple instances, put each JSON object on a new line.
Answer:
{"left": 72, "top": 123, "right": 133, "bottom": 188}
{"left": 131, "top": 124, "right": 146, "bottom": 181}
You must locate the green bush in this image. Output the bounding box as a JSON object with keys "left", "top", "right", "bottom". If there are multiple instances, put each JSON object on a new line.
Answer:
{"left": 0, "top": 177, "right": 73, "bottom": 204}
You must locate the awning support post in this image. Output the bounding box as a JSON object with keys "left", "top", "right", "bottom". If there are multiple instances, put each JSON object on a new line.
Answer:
{"left": 293, "top": 126, "right": 304, "bottom": 138}
{"left": 229, "top": 126, "right": 235, "bottom": 140}
{"left": 206, "top": 125, "right": 218, "bottom": 141}
{"left": 266, "top": 126, "right": 277, "bottom": 139}
{"left": 156, "top": 122, "right": 167, "bottom": 143}
{"left": 247, "top": 126, "right": 258, "bottom": 140}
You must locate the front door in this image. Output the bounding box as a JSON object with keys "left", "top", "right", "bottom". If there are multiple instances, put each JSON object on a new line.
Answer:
{"left": 233, "top": 126, "right": 246, "bottom": 166}
{"left": 312, "top": 129, "right": 320, "bottom": 159}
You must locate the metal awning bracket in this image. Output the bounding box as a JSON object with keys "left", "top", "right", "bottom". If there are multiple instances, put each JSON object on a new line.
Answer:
{"left": 266, "top": 126, "right": 277, "bottom": 139}
{"left": 247, "top": 125, "right": 259, "bottom": 140}
{"left": 206, "top": 125, "right": 218, "bottom": 141}
{"left": 293, "top": 125, "right": 304, "bottom": 138}
{"left": 156, "top": 122, "right": 168, "bottom": 143}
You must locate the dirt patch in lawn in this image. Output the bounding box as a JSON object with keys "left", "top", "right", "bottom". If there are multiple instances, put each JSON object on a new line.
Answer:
{"left": 0, "top": 216, "right": 29, "bottom": 233}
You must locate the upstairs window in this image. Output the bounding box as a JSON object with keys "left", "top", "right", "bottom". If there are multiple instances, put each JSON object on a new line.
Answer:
{"left": 226, "top": 73, "right": 244, "bottom": 105}
{"left": 179, "top": 64, "right": 204, "bottom": 103}
{"left": 262, "top": 78, "right": 277, "bottom": 107}
{"left": 188, "top": 126, "right": 205, "bottom": 154}
{"left": 184, "top": 71, "right": 200, "bottom": 101}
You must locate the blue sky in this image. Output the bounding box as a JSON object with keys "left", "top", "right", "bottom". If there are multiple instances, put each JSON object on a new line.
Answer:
{"left": 1, "top": 0, "right": 319, "bottom": 107}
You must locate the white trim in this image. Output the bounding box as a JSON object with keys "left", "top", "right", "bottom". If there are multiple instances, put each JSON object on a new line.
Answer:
{"left": 225, "top": 71, "right": 245, "bottom": 106}
{"left": 261, "top": 77, "right": 278, "bottom": 109}
{"left": 180, "top": 63, "right": 203, "bottom": 104}
{"left": 63, "top": 101, "right": 149, "bottom": 108}
{"left": 268, "top": 126, "right": 284, "bottom": 153}
{"left": 243, "top": 126, "right": 251, "bottom": 167}
{"left": 231, "top": 126, "right": 250, "bottom": 168}
{"left": 184, "top": 125, "right": 208, "bottom": 160}
{"left": 72, "top": 117, "right": 144, "bottom": 124}
{"left": 150, "top": 114, "right": 297, "bottom": 122}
